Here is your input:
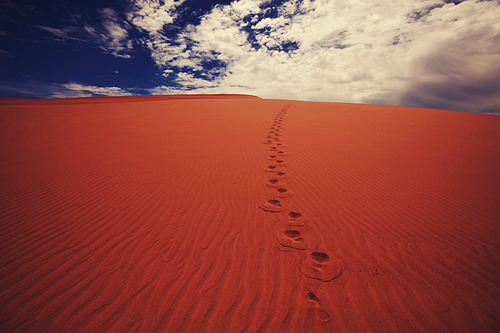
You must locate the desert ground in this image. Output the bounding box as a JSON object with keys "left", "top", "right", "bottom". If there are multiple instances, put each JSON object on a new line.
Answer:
{"left": 1, "top": 95, "right": 499, "bottom": 332}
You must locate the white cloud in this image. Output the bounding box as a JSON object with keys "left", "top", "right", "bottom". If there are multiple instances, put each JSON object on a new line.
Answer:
{"left": 57, "top": 82, "right": 132, "bottom": 98}
{"left": 0, "top": 49, "right": 13, "bottom": 57}
{"left": 37, "top": 8, "right": 133, "bottom": 58}
{"left": 97, "top": 8, "right": 133, "bottom": 58}
{"left": 141, "top": 0, "right": 500, "bottom": 113}
{"left": 128, "top": 0, "right": 185, "bottom": 33}
{"left": 0, "top": 81, "right": 133, "bottom": 98}
{"left": 399, "top": 25, "right": 500, "bottom": 113}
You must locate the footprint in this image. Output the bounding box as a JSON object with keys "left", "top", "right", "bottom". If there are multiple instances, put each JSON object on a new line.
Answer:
{"left": 299, "top": 251, "right": 345, "bottom": 282}
{"left": 267, "top": 155, "right": 277, "bottom": 160}
{"left": 259, "top": 199, "right": 286, "bottom": 212}
{"left": 266, "top": 178, "right": 281, "bottom": 187}
{"left": 286, "top": 211, "right": 308, "bottom": 226}
{"left": 275, "top": 159, "right": 285, "bottom": 165}
{"left": 304, "top": 292, "right": 331, "bottom": 322}
{"left": 264, "top": 165, "right": 279, "bottom": 172}
{"left": 276, "top": 172, "right": 286, "bottom": 179}
{"left": 275, "top": 187, "right": 293, "bottom": 198}
{"left": 277, "top": 150, "right": 288, "bottom": 156}
{"left": 277, "top": 228, "right": 309, "bottom": 250}
{"left": 268, "top": 146, "right": 277, "bottom": 151}
{"left": 263, "top": 140, "right": 273, "bottom": 144}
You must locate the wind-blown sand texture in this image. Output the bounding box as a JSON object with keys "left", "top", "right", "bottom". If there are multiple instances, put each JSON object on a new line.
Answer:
{"left": 1, "top": 95, "right": 500, "bottom": 332}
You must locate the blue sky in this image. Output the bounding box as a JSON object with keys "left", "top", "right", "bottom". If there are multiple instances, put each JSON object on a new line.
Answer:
{"left": 1, "top": 0, "right": 499, "bottom": 113}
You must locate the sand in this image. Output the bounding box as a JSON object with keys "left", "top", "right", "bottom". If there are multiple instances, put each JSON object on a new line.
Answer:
{"left": 1, "top": 95, "right": 499, "bottom": 332}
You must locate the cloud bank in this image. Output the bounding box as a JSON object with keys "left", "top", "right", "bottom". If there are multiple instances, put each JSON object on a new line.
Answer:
{"left": 129, "top": 0, "right": 500, "bottom": 113}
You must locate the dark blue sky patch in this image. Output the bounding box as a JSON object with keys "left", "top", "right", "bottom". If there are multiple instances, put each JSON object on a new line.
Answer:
{"left": 406, "top": 4, "right": 444, "bottom": 22}
{"left": 161, "top": 0, "right": 235, "bottom": 39}
{"left": 241, "top": 0, "right": 299, "bottom": 52}
{"left": 195, "top": 57, "right": 227, "bottom": 80}
{"left": 333, "top": 43, "right": 350, "bottom": 50}
{"left": 259, "top": 0, "right": 305, "bottom": 16}
{"left": 241, "top": 19, "right": 266, "bottom": 51}
{"left": 267, "top": 40, "right": 299, "bottom": 53}
{"left": 443, "top": 0, "right": 465, "bottom": 4}
{"left": 243, "top": 28, "right": 263, "bottom": 51}
{"left": 259, "top": 0, "right": 285, "bottom": 18}
{"left": 200, "top": 57, "right": 225, "bottom": 71}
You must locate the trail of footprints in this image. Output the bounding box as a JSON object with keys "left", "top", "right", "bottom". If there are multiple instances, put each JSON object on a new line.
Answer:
{"left": 258, "top": 103, "right": 345, "bottom": 323}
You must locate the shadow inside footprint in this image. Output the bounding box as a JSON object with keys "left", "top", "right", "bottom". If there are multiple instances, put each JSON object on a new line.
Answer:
{"left": 312, "top": 252, "right": 330, "bottom": 263}
{"left": 275, "top": 187, "right": 293, "bottom": 198}
{"left": 304, "top": 292, "right": 331, "bottom": 322}
{"left": 299, "top": 251, "right": 345, "bottom": 282}
{"left": 259, "top": 199, "right": 286, "bottom": 212}
{"left": 305, "top": 292, "right": 321, "bottom": 308}
{"left": 265, "top": 165, "right": 280, "bottom": 172}
{"left": 266, "top": 178, "right": 281, "bottom": 187}
{"left": 285, "top": 230, "right": 301, "bottom": 239}
{"left": 277, "top": 229, "right": 308, "bottom": 250}
{"left": 287, "top": 211, "right": 307, "bottom": 226}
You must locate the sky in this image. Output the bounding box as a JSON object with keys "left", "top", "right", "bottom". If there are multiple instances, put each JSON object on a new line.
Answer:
{"left": 1, "top": 0, "right": 499, "bottom": 113}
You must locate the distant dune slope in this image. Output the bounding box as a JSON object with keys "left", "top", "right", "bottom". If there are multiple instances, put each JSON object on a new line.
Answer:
{"left": 0, "top": 94, "right": 260, "bottom": 106}
{"left": 1, "top": 97, "right": 499, "bottom": 332}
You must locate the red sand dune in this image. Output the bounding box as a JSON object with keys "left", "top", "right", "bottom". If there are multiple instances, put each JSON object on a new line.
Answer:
{"left": 1, "top": 95, "right": 499, "bottom": 332}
